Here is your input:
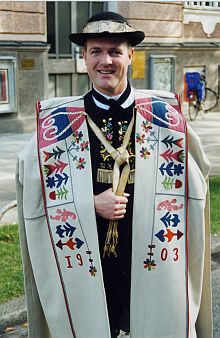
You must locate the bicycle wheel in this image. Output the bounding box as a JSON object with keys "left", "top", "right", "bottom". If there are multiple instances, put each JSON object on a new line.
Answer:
{"left": 203, "top": 87, "right": 218, "bottom": 112}
{"left": 188, "top": 94, "right": 199, "bottom": 121}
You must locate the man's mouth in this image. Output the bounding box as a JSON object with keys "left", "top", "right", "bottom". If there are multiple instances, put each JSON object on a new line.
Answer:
{"left": 98, "top": 70, "right": 114, "bottom": 74}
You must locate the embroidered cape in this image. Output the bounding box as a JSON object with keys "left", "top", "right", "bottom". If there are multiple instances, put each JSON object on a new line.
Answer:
{"left": 16, "top": 89, "right": 212, "bottom": 338}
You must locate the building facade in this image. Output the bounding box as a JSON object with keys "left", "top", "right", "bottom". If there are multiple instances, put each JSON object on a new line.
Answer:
{"left": 0, "top": 1, "right": 220, "bottom": 133}
{"left": 0, "top": 1, "right": 48, "bottom": 132}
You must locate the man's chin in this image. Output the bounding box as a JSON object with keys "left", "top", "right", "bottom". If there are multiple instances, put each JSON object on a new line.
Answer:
{"left": 96, "top": 83, "right": 116, "bottom": 95}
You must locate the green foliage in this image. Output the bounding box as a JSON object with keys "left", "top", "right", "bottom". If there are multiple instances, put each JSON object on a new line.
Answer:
{"left": 0, "top": 224, "right": 24, "bottom": 303}
{"left": 209, "top": 176, "right": 220, "bottom": 234}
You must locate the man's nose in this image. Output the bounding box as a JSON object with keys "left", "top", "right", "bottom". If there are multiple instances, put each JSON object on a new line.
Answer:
{"left": 101, "top": 53, "right": 113, "bottom": 65}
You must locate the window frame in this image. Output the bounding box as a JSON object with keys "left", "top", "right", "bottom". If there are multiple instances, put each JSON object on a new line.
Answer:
{"left": 149, "top": 55, "right": 176, "bottom": 93}
{"left": 47, "top": 1, "right": 108, "bottom": 59}
{"left": 0, "top": 56, "right": 17, "bottom": 114}
{"left": 184, "top": 1, "right": 220, "bottom": 10}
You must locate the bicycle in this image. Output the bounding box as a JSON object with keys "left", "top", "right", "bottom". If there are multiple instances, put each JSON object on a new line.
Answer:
{"left": 188, "top": 87, "right": 218, "bottom": 121}
{"left": 186, "top": 72, "right": 219, "bottom": 121}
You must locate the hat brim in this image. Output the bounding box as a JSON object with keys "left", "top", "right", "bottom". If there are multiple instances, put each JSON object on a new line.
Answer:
{"left": 69, "top": 31, "right": 145, "bottom": 47}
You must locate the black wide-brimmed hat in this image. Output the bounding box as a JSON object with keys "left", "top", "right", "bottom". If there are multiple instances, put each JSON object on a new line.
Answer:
{"left": 69, "top": 11, "right": 145, "bottom": 47}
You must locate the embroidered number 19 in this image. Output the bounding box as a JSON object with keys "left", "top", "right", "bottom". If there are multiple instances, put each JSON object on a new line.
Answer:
{"left": 160, "top": 248, "right": 179, "bottom": 262}
{"left": 65, "top": 254, "right": 84, "bottom": 269}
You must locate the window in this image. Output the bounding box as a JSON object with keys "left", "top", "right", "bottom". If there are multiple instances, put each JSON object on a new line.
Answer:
{"left": 185, "top": 1, "right": 220, "bottom": 9}
{"left": 76, "top": 1, "right": 105, "bottom": 33}
{"left": 48, "top": 74, "right": 72, "bottom": 98}
{"left": 47, "top": 2, "right": 71, "bottom": 56}
{"left": 47, "top": 1, "right": 107, "bottom": 96}
{"left": 0, "top": 57, "right": 16, "bottom": 113}
{"left": 149, "top": 56, "right": 176, "bottom": 92}
{"left": 47, "top": 1, "right": 107, "bottom": 58}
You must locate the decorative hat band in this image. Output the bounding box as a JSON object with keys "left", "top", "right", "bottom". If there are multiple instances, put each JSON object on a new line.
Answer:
{"left": 82, "top": 20, "right": 134, "bottom": 34}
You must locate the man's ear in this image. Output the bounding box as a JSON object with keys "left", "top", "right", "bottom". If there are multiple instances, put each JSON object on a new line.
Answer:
{"left": 128, "top": 48, "right": 134, "bottom": 65}
{"left": 82, "top": 48, "right": 87, "bottom": 63}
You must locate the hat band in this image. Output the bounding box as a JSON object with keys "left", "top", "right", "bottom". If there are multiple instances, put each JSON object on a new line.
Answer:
{"left": 82, "top": 20, "right": 134, "bottom": 34}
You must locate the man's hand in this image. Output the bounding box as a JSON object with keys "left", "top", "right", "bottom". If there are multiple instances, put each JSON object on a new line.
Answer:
{"left": 94, "top": 188, "right": 130, "bottom": 220}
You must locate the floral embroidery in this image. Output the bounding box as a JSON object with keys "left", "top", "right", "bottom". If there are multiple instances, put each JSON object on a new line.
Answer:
{"left": 162, "top": 176, "right": 182, "bottom": 190}
{"left": 89, "top": 265, "right": 97, "bottom": 277}
{"left": 159, "top": 162, "right": 184, "bottom": 177}
{"left": 101, "top": 118, "right": 113, "bottom": 134}
{"left": 67, "top": 130, "right": 89, "bottom": 170}
{"left": 76, "top": 157, "right": 86, "bottom": 170}
{"left": 46, "top": 173, "right": 68, "bottom": 189}
{"left": 140, "top": 147, "right": 151, "bottom": 159}
{"left": 44, "top": 160, "right": 68, "bottom": 177}
{"left": 99, "top": 118, "right": 134, "bottom": 166}
{"left": 136, "top": 119, "right": 158, "bottom": 159}
{"left": 44, "top": 146, "right": 65, "bottom": 161}
{"left": 143, "top": 258, "right": 156, "bottom": 271}
{"left": 49, "top": 186, "right": 69, "bottom": 200}
{"left": 160, "top": 149, "right": 184, "bottom": 163}
{"left": 118, "top": 120, "right": 129, "bottom": 141}
{"left": 72, "top": 130, "right": 83, "bottom": 144}
{"left": 50, "top": 208, "right": 77, "bottom": 222}
{"left": 80, "top": 141, "right": 89, "bottom": 152}
{"left": 143, "top": 244, "right": 156, "bottom": 271}
{"left": 155, "top": 229, "right": 184, "bottom": 243}
{"left": 56, "top": 222, "right": 76, "bottom": 238}
{"left": 86, "top": 251, "right": 97, "bottom": 277}
{"left": 162, "top": 135, "right": 183, "bottom": 149}
{"left": 141, "top": 120, "right": 153, "bottom": 133}
{"left": 136, "top": 133, "right": 145, "bottom": 144}
{"left": 157, "top": 199, "right": 183, "bottom": 211}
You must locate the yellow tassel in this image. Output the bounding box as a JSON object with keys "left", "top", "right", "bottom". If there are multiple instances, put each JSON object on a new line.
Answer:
{"left": 103, "top": 220, "right": 118, "bottom": 258}
{"left": 97, "top": 169, "right": 113, "bottom": 184}
{"left": 128, "top": 170, "right": 135, "bottom": 184}
{"left": 97, "top": 169, "right": 135, "bottom": 184}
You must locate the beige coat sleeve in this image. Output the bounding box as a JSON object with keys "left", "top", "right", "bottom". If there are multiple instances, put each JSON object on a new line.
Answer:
{"left": 188, "top": 125, "right": 213, "bottom": 338}
{"left": 196, "top": 179, "right": 213, "bottom": 338}
{"left": 16, "top": 152, "right": 51, "bottom": 338}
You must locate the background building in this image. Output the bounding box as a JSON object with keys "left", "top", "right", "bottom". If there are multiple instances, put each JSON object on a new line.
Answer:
{"left": 0, "top": 1, "right": 220, "bottom": 133}
{"left": 0, "top": 1, "right": 48, "bottom": 132}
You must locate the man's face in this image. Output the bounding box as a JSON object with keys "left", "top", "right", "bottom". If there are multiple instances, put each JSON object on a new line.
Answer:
{"left": 83, "top": 38, "right": 133, "bottom": 96}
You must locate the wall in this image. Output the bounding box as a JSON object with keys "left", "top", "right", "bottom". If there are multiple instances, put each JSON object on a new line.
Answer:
{"left": 0, "top": 1, "right": 46, "bottom": 42}
{"left": 119, "top": 1, "right": 183, "bottom": 40}
{"left": 0, "top": 1, "right": 48, "bottom": 133}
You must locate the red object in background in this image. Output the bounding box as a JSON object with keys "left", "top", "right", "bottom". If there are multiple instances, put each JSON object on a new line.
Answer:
{"left": 0, "top": 70, "right": 8, "bottom": 103}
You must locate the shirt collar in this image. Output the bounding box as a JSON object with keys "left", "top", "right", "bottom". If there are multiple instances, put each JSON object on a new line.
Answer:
{"left": 92, "top": 86, "right": 134, "bottom": 110}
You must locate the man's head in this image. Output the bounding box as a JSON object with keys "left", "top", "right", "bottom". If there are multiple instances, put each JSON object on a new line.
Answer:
{"left": 82, "top": 37, "right": 133, "bottom": 96}
{"left": 69, "top": 11, "right": 145, "bottom": 96}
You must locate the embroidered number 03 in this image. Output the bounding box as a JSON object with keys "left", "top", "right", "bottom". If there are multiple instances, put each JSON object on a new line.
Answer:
{"left": 160, "top": 248, "right": 179, "bottom": 262}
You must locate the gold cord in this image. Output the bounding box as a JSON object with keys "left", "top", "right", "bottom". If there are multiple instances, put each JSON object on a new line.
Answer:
{"left": 87, "top": 112, "right": 134, "bottom": 257}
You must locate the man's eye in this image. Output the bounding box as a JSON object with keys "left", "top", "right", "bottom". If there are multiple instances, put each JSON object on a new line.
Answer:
{"left": 111, "top": 51, "right": 122, "bottom": 56}
{"left": 90, "top": 50, "right": 100, "bottom": 55}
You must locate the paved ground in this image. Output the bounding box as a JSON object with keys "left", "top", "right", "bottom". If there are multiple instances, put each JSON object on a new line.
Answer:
{"left": 0, "top": 133, "right": 32, "bottom": 217}
{"left": 0, "top": 112, "right": 219, "bottom": 337}
{"left": 187, "top": 111, "right": 220, "bottom": 176}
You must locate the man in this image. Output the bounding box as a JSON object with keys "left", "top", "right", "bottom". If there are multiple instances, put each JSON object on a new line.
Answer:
{"left": 16, "top": 11, "right": 212, "bottom": 338}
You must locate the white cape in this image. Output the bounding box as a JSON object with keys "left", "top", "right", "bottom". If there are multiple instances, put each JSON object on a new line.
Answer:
{"left": 16, "top": 89, "right": 212, "bottom": 338}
